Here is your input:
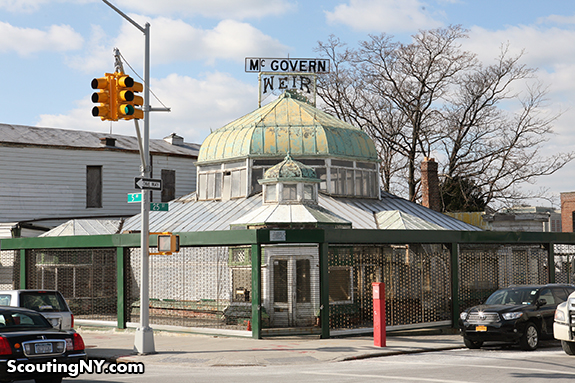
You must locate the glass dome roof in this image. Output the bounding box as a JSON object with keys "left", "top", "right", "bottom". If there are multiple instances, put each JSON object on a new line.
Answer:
{"left": 197, "top": 92, "right": 378, "bottom": 164}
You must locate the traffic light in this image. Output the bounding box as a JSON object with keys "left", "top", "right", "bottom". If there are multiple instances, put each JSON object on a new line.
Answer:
{"left": 126, "top": 77, "right": 144, "bottom": 120}
{"left": 116, "top": 74, "right": 135, "bottom": 119}
{"left": 157, "top": 234, "right": 180, "bottom": 254}
{"left": 116, "top": 74, "right": 144, "bottom": 120}
{"left": 91, "top": 73, "right": 116, "bottom": 121}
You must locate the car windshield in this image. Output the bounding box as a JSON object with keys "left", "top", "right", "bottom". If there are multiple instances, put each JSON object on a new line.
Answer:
{"left": 19, "top": 292, "right": 67, "bottom": 313}
{"left": 0, "top": 310, "right": 51, "bottom": 330}
{"left": 485, "top": 287, "right": 539, "bottom": 305}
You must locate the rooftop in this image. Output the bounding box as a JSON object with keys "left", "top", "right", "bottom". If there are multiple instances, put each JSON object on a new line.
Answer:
{"left": 0, "top": 124, "right": 200, "bottom": 158}
{"left": 198, "top": 92, "right": 378, "bottom": 164}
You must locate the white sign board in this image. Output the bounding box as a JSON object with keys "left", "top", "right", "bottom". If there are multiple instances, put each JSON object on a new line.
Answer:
{"left": 246, "top": 57, "right": 330, "bottom": 73}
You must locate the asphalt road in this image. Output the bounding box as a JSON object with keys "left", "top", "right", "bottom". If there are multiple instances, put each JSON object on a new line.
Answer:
{"left": 62, "top": 342, "right": 575, "bottom": 383}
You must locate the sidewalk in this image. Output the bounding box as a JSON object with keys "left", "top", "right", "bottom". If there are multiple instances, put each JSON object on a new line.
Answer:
{"left": 76, "top": 326, "right": 464, "bottom": 367}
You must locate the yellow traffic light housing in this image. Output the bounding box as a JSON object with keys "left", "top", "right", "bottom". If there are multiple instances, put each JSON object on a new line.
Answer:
{"left": 116, "top": 74, "right": 135, "bottom": 119}
{"left": 91, "top": 73, "right": 116, "bottom": 121}
{"left": 156, "top": 234, "right": 180, "bottom": 254}
{"left": 126, "top": 78, "right": 144, "bottom": 120}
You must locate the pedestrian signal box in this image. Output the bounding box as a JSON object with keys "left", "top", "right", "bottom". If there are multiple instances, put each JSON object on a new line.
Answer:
{"left": 156, "top": 234, "right": 180, "bottom": 254}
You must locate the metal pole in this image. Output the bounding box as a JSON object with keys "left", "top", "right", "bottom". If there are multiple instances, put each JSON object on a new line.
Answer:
{"left": 134, "top": 21, "right": 155, "bottom": 355}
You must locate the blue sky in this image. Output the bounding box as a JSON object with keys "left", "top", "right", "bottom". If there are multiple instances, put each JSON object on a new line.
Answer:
{"left": 2, "top": 0, "right": 575, "bottom": 207}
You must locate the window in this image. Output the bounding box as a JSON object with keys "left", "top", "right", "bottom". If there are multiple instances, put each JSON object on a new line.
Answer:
{"left": 296, "top": 259, "right": 311, "bottom": 303}
{"left": 282, "top": 184, "right": 297, "bottom": 201}
{"left": 274, "top": 260, "right": 288, "bottom": 303}
{"left": 265, "top": 184, "right": 277, "bottom": 202}
{"left": 303, "top": 185, "right": 314, "bottom": 200}
{"left": 161, "top": 169, "right": 176, "bottom": 202}
{"left": 86, "top": 166, "right": 102, "bottom": 208}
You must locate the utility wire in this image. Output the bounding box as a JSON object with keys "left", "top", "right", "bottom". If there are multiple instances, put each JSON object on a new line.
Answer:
{"left": 117, "top": 49, "right": 169, "bottom": 110}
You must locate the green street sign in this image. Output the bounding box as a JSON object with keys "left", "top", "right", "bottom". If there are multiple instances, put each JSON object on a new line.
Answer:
{"left": 128, "top": 193, "right": 142, "bottom": 203}
{"left": 150, "top": 202, "right": 169, "bottom": 212}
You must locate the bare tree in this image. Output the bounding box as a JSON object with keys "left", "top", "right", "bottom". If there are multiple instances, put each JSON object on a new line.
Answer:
{"left": 316, "top": 26, "right": 574, "bottom": 209}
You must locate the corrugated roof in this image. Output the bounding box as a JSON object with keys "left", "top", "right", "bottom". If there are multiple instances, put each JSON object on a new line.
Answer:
{"left": 40, "top": 219, "right": 123, "bottom": 237}
{"left": 229, "top": 203, "right": 352, "bottom": 228}
{"left": 0, "top": 124, "right": 200, "bottom": 158}
{"left": 115, "top": 191, "right": 480, "bottom": 233}
{"left": 376, "top": 210, "right": 446, "bottom": 230}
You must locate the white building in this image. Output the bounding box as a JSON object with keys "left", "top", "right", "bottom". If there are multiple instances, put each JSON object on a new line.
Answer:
{"left": 0, "top": 124, "right": 198, "bottom": 237}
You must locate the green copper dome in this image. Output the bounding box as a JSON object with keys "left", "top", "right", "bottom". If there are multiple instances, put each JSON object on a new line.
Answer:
{"left": 197, "top": 92, "right": 378, "bottom": 164}
{"left": 260, "top": 154, "right": 320, "bottom": 184}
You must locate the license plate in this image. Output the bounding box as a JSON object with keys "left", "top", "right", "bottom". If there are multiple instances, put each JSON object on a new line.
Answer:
{"left": 35, "top": 343, "right": 53, "bottom": 354}
{"left": 476, "top": 325, "right": 487, "bottom": 332}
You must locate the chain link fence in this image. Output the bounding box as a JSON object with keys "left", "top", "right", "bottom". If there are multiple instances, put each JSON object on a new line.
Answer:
{"left": 458, "top": 245, "right": 548, "bottom": 311}
{"left": 554, "top": 244, "right": 575, "bottom": 284}
{"left": 328, "top": 244, "right": 451, "bottom": 330}
{"left": 0, "top": 250, "right": 17, "bottom": 290}
{"left": 7, "top": 240, "right": 575, "bottom": 334}
{"left": 25, "top": 248, "right": 117, "bottom": 321}
{"left": 127, "top": 246, "right": 252, "bottom": 330}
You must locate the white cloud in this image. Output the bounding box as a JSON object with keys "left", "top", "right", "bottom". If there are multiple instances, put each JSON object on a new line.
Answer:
{"left": 69, "top": 16, "right": 289, "bottom": 72}
{"left": 113, "top": 0, "right": 294, "bottom": 19}
{"left": 0, "top": 0, "right": 92, "bottom": 13}
{"left": 37, "top": 71, "right": 258, "bottom": 144}
{"left": 465, "top": 25, "right": 575, "bottom": 70}
{"left": 325, "top": 0, "right": 443, "bottom": 33}
{"left": 0, "top": 0, "right": 51, "bottom": 12}
{"left": 66, "top": 25, "right": 115, "bottom": 73}
{"left": 0, "top": 22, "right": 83, "bottom": 55}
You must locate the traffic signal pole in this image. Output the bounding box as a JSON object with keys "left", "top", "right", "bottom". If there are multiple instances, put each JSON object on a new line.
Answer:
{"left": 102, "top": 0, "right": 155, "bottom": 354}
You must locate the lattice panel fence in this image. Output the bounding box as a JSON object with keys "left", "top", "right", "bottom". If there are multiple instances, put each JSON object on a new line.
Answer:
{"left": 328, "top": 245, "right": 451, "bottom": 330}
{"left": 459, "top": 244, "right": 549, "bottom": 311}
{"left": 128, "top": 246, "right": 252, "bottom": 330}
{"left": 26, "top": 248, "right": 117, "bottom": 321}
{"left": 0, "top": 250, "right": 17, "bottom": 290}
{"left": 554, "top": 244, "right": 575, "bottom": 284}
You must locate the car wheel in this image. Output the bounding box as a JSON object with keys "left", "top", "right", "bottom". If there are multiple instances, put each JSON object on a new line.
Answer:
{"left": 562, "top": 340, "right": 575, "bottom": 355}
{"left": 463, "top": 337, "right": 483, "bottom": 349}
{"left": 520, "top": 322, "right": 539, "bottom": 351}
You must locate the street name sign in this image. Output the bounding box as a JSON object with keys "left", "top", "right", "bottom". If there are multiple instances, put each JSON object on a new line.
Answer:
{"left": 245, "top": 57, "right": 330, "bottom": 73}
{"left": 150, "top": 202, "right": 169, "bottom": 211}
{"left": 134, "top": 177, "right": 162, "bottom": 191}
{"left": 128, "top": 193, "right": 142, "bottom": 203}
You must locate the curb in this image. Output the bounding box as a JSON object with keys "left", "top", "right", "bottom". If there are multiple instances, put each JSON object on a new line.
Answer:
{"left": 338, "top": 345, "right": 464, "bottom": 362}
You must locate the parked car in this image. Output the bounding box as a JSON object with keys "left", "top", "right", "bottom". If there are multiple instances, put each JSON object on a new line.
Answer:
{"left": 459, "top": 284, "right": 575, "bottom": 350}
{"left": 553, "top": 289, "right": 575, "bottom": 355}
{"left": 0, "top": 306, "right": 85, "bottom": 383}
{"left": 0, "top": 290, "right": 73, "bottom": 331}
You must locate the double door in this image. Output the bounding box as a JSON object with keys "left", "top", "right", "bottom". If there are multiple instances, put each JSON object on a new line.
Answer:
{"left": 271, "top": 257, "right": 314, "bottom": 327}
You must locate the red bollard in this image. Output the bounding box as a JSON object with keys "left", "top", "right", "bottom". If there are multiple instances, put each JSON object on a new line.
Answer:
{"left": 372, "top": 282, "right": 386, "bottom": 347}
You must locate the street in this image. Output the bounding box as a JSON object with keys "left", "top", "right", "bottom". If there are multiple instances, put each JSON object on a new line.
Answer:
{"left": 54, "top": 342, "right": 575, "bottom": 383}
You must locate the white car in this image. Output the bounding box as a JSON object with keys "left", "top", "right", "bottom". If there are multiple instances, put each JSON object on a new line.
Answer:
{"left": 0, "top": 290, "right": 74, "bottom": 331}
{"left": 554, "top": 290, "right": 575, "bottom": 355}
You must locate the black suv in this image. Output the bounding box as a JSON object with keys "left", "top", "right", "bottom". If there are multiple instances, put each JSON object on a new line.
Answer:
{"left": 459, "top": 284, "right": 575, "bottom": 350}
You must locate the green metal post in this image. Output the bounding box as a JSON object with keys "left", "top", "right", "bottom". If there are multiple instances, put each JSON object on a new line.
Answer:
{"left": 117, "top": 247, "right": 126, "bottom": 329}
{"left": 319, "top": 242, "right": 330, "bottom": 339}
{"left": 19, "top": 249, "right": 26, "bottom": 289}
{"left": 547, "top": 243, "right": 555, "bottom": 283}
{"left": 251, "top": 243, "right": 262, "bottom": 339}
{"left": 450, "top": 243, "right": 459, "bottom": 328}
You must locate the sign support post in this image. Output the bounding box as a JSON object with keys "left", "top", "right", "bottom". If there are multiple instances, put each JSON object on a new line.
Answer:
{"left": 102, "top": 0, "right": 155, "bottom": 355}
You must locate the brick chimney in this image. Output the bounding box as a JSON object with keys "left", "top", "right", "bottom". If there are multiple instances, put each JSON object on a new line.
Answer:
{"left": 560, "top": 192, "right": 575, "bottom": 232}
{"left": 421, "top": 157, "right": 441, "bottom": 212}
